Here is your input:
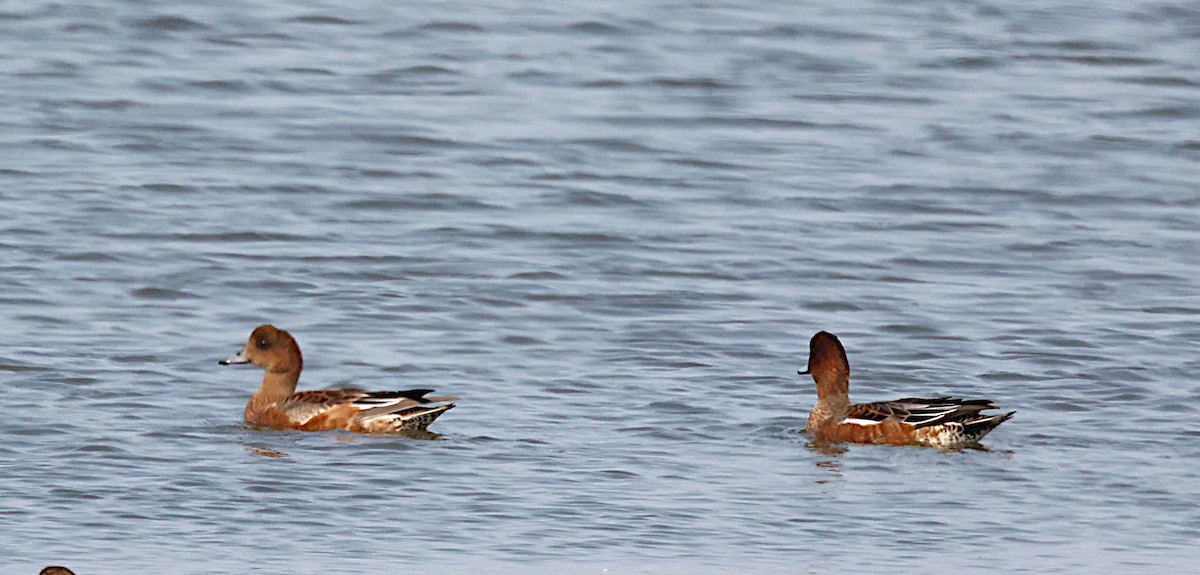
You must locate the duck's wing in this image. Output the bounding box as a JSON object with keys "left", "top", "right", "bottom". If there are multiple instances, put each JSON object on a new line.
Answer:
{"left": 846, "top": 397, "right": 999, "bottom": 428}
{"left": 349, "top": 389, "right": 459, "bottom": 419}
{"left": 278, "top": 389, "right": 370, "bottom": 422}
{"left": 844, "top": 400, "right": 911, "bottom": 424}
{"left": 275, "top": 388, "right": 458, "bottom": 432}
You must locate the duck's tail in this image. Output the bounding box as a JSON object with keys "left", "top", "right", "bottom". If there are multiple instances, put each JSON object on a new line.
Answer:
{"left": 962, "top": 410, "right": 1015, "bottom": 441}
{"left": 915, "top": 410, "right": 1014, "bottom": 448}
{"left": 375, "top": 402, "right": 456, "bottom": 432}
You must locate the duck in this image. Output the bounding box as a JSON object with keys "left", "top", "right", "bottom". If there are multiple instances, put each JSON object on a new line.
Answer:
{"left": 800, "top": 331, "right": 1013, "bottom": 448}
{"left": 219, "top": 325, "right": 457, "bottom": 433}
{"left": 40, "top": 568, "right": 76, "bottom": 575}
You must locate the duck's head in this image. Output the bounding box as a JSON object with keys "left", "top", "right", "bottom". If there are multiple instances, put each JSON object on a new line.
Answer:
{"left": 798, "top": 331, "right": 850, "bottom": 396}
{"left": 219, "top": 324, "right": 303, "bottom": 373}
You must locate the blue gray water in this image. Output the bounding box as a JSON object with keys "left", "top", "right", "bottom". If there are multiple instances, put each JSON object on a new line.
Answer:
{"left": 2, "top": 0, "right": 1199, "bottom": 573}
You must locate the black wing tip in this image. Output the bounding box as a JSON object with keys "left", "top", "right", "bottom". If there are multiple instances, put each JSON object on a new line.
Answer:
{"left": 964, "top": 410, "right": 1016, "bottom": 431}
{"left": 964, "top": 412, "right": 1012, "bottom": 434}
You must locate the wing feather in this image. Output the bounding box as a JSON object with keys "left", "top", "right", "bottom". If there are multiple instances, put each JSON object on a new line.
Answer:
{"left": 351, "top": 389, "right": 457, "bottom": 421}
{"left": 843, "top": 397, "right": 1000, "bottom": 429}
{"left": 276, "top": 388, "right": 457, "bottom": 426}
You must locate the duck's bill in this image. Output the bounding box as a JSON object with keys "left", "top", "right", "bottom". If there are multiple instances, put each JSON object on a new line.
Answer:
{"left": 797, "top": 369, "right": 811, "bottom": 375}
{"left": 219, "top": 349, "right": 250, "bottom": 365}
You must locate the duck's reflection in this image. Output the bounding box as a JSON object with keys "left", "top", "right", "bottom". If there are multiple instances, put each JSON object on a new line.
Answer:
{"left": 808, "top": 440, "right": 846, "bottom": 482}
{"left": 246, "top": 444, "right": 288, "bottom": 458}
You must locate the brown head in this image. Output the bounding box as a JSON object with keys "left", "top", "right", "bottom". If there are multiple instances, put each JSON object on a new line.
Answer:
{"left": 219, "top": 324, "right": 303, "bottom": 374}
{"left": 798, "top": 331, "right": 851, "bottom": 400}
{"left": 40, "top": 568, "right": 77, "bottom": 575}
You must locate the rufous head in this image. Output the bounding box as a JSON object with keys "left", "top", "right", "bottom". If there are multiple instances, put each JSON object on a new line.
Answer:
{"left": 798, "top": 331, "right": 850, "bottom": 398}
{"left": 219, "top": 324, "right": 303, "bottom": 374}
{"left": 40, "top": 568, "right": 77, "bottom": 575}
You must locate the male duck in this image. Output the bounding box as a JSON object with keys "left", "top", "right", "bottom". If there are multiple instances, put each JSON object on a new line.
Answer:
{"left": 220, "top": 325, "right": 457, "bottom": 433}
{"left": 800, "top": 331, "right": 1013, "bottom": 448}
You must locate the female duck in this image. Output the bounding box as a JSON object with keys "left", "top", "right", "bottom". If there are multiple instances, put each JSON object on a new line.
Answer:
{"left": 800, "top": 331, "right": 1013, "bottom": 448}
{"left": 220, "top": 325, "right": 456, "bottom": 433}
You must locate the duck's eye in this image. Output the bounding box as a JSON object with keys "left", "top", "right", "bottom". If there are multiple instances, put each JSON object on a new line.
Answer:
{"left": 256, "top": 337, "right": 270, "bottom": 349}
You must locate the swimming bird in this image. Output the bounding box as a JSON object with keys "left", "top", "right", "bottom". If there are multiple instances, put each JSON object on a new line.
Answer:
{"left": 219, "top": 325, "right": 457, "bottom": 433}
{"left": 40, "top": 568, "right": 76, "bottom": 575}
{"left": 800, "top": 331, "right": 1013, "bottom": 448}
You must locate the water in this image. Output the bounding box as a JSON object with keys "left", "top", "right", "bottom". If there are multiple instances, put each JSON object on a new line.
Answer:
{"left": 2, "top": 0, "right": 1199, "bottom": 573}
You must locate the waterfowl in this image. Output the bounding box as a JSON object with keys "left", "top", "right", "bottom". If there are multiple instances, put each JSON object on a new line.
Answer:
{"left": 219, "top": 325, "right": 457, "bottom": 433}
{"left": 800, "top": 331, "right": 1013, "bottom": 448}
{"left": 40, "top": 568, "right": 76, "bottom": 575}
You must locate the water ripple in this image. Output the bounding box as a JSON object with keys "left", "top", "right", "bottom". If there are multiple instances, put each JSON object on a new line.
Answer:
{"left": 1, "top": 1, "right": 1197, "bottom": 573}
